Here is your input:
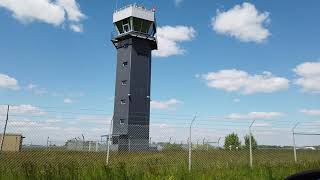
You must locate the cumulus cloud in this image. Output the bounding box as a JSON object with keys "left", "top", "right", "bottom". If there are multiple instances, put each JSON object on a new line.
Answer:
{"left": 153, "top": 26, "right": 196, "bottom": 57}
{"left": 301, "top": 109, "right": 320, "bottom": 116}
{"left": 0, "top": 0, "right": 86, "bottom": 32}
{"left": 227, "top": 112, "right": 285, "bottom": 120}
{"left": 200, "top": 69, "right": 289, "bottom": 94}
{"left": 0, "top": 73, "right": 19, "bottom": 90}
{"left": 293, "top": 62, "right": 320, "bottom": 93}
{"left": 212, "top": 2, "right": 270, "bottom": 43}
{"left": 151, "top": 99, "right": 183, "bottom": 110}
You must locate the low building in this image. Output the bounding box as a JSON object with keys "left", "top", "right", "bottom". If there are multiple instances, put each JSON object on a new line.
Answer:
{"left": 0, "top": 133, "right": 24, "bottom": 152}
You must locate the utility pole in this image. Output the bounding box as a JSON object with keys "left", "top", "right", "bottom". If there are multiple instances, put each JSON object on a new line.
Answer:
{"left": 292, "top": 123, "right": 299, "bottom": 163}
{"left": 188, "top": 114, "right": 197, "bottom": 172}
{"left": 249, "top": 119, "right": 256, "bottom": 168}
{"left": 0, "top": 105, "right": 9, "bottom": 152}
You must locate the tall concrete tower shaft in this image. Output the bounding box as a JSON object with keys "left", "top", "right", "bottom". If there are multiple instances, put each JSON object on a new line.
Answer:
{"left": 111, "top": 4, "right": 157, "bottom": 151}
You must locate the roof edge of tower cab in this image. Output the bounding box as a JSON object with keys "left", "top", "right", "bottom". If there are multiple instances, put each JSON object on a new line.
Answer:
{"left": 111, "top": 32, "right": 158, "bottom": 50}
{"left": 113, "top": 4, "right": 155, "bottom": 23}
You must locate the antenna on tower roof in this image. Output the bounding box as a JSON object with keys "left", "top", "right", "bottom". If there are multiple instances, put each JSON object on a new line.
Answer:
{"left": 115, "top": 0, "right": 118, "bottom": 11}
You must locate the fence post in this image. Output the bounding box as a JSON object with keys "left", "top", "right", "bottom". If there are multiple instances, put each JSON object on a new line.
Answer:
{"left": 292, "top": 123, "right": 299, "bottom": 163}
{"left": 217, "top": 137, "right": 221, "bottom": 148}
{"left": 0, "top": 105, "right": 10, "bottom": 153}
{"left": 128, "top": 137, "right": 131, "bottom": 152}
{"left": 46, "top": 137, "right": 49, "bottom": 150}
{"left": 106, "top": 118, "right": 113, "bottom": 165}
{"left": 188, "top": 115, "right": 197, "bottom": 172}
{"left": 249, "top": 119, "right": 256, "bottom": 168}
{"left": 149, "top": 137, "right": 152, "bottom": 147}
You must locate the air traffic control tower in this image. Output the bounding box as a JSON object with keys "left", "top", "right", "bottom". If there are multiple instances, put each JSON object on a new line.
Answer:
{"left": 111, "top": 4, "right": 157, "bottom": 151}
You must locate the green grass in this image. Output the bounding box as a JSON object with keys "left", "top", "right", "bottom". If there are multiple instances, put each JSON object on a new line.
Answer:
{"left": 0, "top": 149, "right": 319, "bottom": 179}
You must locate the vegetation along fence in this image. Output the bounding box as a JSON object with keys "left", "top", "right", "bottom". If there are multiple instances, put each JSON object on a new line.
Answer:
{"left": 0, "top": 104, "right": 320, "bottom": 179}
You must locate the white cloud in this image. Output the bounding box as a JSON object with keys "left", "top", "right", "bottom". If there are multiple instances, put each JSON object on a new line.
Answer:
{"left": 27, "top": 84, "right": 47, "bottom": 95}
{"left": 0, "top": 104, "right": 45, "bottom": 115}
{"left": 63, "top": 98, "right": 73, "bottom": 104}
{"left": 56, "top": 0, "right": 84, "bottom": 22}
{"left": 301, "top": 109, "right": 320, "bottom": 116}
{"left": 153, "top": 26, "right": 196, "bottom": 57}
{"left": 151, "top": 99, "right": 183, "bottom": 110}
{"left": 253, "top": 122, "right": 271, "bottom": 127}
{"left": 226, "top": 112, "right": 285, "bottom": 120}
{"left": 27, "top": 84, "right": 37, "bottom": 90}
{"left": 200, "top": 69, "right": 289, "bottom": 94}
{"left": 69, "top": 24, "right": 83, "bottom": 32}
{"left": 212, "top": 2, "right": 270, "bottom": 43}
{"left": 0, "top": 73, "right": 19, "bottom": 90}
{"left": 0, "top": 0, "right": 86, "bottom": 32}
{"left": 9, "top": 119, "right": 42, "bottom": 127}
{"left": 293, "top": 62, "right": 320, "bottom": 93}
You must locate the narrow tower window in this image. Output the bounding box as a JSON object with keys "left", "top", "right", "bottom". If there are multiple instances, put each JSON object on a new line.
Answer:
{"left": 120, "top": 99, "right": 126, "bottom": 104}
{"left": 121, "top": 80, "right": 127, "bottom": 86}
{"left": 122, "top": 61, "right": 128, "bottom": 67}
{"left": 120, "top": 119, "right": 125, "bottom": 125}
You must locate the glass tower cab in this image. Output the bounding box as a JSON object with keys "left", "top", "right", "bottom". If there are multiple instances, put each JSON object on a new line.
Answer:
{"left": 112, "top": 4, "right": 157, "bottom": 50}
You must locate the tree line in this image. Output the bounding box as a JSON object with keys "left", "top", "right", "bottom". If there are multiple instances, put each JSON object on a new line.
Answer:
{"left": 224, "top": 133, "right": 257, "bottom": 150}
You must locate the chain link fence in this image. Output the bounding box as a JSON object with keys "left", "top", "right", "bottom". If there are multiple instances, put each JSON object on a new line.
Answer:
{"left": 0, "top": 104, "right": 320, "bottom": 178}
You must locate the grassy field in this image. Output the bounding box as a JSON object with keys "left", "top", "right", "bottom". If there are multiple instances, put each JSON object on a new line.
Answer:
{"left": 0, "top": 149, "right": 320, "bottom": 179}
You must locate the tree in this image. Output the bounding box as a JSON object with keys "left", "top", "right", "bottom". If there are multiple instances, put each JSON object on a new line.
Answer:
{"left": 224, "top": 133, "right": 241, "bottom": 150}
{"left": 244, "top": 134, "right": 258, "bottom": 150}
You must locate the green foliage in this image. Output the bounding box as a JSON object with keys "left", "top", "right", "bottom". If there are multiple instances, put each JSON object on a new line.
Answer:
{"left": 224, "top": 133, "right": 241, "bottom": 150}
{"left": 244, "top": 134, "right": 258, "bottom": 150}
{"left": 0, "top": 150, "right": 320, "bottom": 179}
{"left": 162, "top": 143, "right": 183, "bottom": 151}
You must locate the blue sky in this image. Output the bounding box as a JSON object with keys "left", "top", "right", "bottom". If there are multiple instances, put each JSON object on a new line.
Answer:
{"left": 0, "top": 0, "right": 320, "bottom": 145}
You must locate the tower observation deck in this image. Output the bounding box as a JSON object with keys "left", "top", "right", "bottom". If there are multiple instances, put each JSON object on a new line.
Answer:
{"left": 111, "top": 4, "right": 158, "bottom": 151}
